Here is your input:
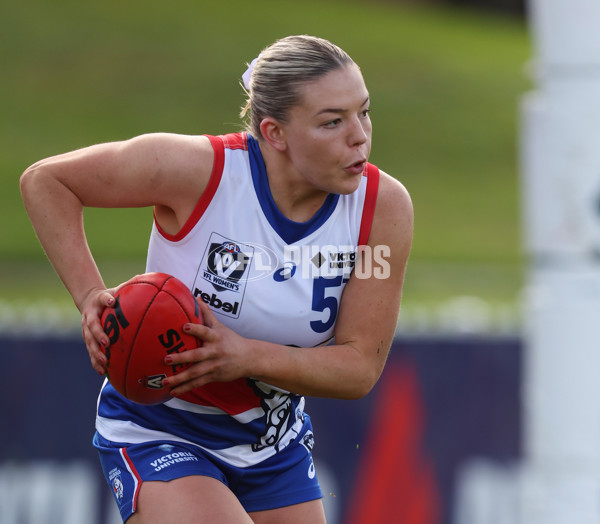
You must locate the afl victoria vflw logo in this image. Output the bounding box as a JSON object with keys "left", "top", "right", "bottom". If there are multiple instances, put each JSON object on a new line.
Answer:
{"left": 206, "top": 239, "right": 251, "bottom": 292}
{"left": 194, "top": 233, "right": 255, "bottom": 319}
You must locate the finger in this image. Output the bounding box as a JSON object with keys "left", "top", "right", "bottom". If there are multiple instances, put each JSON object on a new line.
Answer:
{"left": 182, "top": 322, "right": 216, "bottom": 343}
{"left": 88, "top": 339, "right": 108, "bottom": 375}
{"left": 86, "top": 332, "right": 107, "bottom": 367}
{"left": 164, "top": 345, "right": 213, "bottom": 368}
{"left": 103, "top": 292, "right": 115, "bottom": 307}
{"left": 91, "top": 319, "right": 110, "bottom": 348}
{"left": 196, "top": 299, "right": 219, "bottom": 328}
{"left": 82, "top": 321, "right": 108, "bottom": 373}
{"left": 164, "top": 356, "right": 212, "bottom": 385}
{"left": 92, "top": 355, "right": 108, "bottom": 376}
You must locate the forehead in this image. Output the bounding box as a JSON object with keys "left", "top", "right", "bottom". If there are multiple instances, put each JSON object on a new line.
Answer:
{"left": 295, "top": 65, "right": 369, "bottom": 115}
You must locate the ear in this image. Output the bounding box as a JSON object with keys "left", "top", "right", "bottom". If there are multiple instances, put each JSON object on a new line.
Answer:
{"left": 259, "top": 117, "right": 287, "bottom": 152}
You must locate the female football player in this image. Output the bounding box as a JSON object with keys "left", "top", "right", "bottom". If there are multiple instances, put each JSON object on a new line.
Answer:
{"left": 20, "top": 35, "right": 413, "bottom": 523}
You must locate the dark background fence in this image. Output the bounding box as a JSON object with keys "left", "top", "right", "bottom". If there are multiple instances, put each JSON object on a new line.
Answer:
{"left": 1, "top": 334, "right": 521, "bottom": 524}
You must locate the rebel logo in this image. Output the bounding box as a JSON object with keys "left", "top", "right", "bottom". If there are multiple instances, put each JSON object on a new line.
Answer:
{"left": 194, "top": 289, "right": 240, "bottom": 315}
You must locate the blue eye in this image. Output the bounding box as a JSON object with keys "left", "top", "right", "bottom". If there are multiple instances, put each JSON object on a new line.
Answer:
{"left": 324, "top": 118, "right": 341, "bottom": 128}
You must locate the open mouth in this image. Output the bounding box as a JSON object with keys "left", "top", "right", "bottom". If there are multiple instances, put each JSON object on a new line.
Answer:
{"left": 345, "top": 160, "right": 367, "bottom": 173}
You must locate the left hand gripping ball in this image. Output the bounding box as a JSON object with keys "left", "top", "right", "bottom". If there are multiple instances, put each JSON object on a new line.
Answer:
{"left": 100, "top": 272, "right": 201, "bottom": 405}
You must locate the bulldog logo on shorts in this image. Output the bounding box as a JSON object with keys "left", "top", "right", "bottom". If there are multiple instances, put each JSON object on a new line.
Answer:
{"left": 109, "top": 468, "right": 124, "bottom": 502}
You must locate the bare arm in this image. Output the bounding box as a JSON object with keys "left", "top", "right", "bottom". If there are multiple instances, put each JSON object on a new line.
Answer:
{"left": 20, "top": 133, "right": 214, "bottom": 372}
{"left": 166, "top": 171, "right": 413, "bottom": 399}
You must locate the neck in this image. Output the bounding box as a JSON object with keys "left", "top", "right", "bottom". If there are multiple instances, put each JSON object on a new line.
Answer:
{"left": 259, "top": 140, "right": 329, "bottom": 223}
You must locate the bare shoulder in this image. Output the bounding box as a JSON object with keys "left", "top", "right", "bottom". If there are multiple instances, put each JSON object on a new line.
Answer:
{"left": 24, "top": 132, "right": 218, "bottom": 214}
{"left": 127, "top": 131, "right": 213, "bottom": 151}
{"left": 375, "top": 170, "right": 413, "bottom": 215}
{"left": 122, "top": 132, "right": 214, "bottom": 175}
{"left": 370, "top": 169, "right": 414, "bottom": 251}
{"left": 123, "top": 133, "right": 216, "bottom": 233}
{"left": 111, "top": 133, "right": 215, "bottom": 211}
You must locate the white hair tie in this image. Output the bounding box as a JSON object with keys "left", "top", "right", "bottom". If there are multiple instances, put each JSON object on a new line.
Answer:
{"left": 242, "top": 56, "right": 260, "bottom": 90}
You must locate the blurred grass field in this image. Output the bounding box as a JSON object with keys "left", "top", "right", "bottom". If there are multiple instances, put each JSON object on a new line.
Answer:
{"left": 0, "top": 0, "right": 531, "bottom": 327}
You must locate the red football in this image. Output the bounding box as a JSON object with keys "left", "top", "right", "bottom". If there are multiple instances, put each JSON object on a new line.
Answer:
{"left": 100, "top": 272, "right": 201, "bottom": 405}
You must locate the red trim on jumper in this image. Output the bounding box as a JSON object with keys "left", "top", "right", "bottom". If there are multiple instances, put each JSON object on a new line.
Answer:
{"left": 153, "top": 134, "right": 227, "bottom": 242}
{"left": 220, "top": 131, "right": 248, "bottom": 151}
{"left": 120, "top": 447, "right": 142, "bottom": 512}
{"left": 357, "top": 163, "right": 380, "bottom": 247}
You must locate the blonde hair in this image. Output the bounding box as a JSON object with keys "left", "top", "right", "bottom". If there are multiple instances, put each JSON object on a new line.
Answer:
{"left": 240, "top": 35, "right": 355, "bottom": 139}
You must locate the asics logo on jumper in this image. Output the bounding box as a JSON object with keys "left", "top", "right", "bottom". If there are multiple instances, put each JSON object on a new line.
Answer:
{"left": 308, "top": 458, "right": 316, "bottom": 479}
{"left": 151, "top": 451, "right": 198, "bottom": 472}
{"left": 273, "top": 262, "right": 297, "bottom": 282}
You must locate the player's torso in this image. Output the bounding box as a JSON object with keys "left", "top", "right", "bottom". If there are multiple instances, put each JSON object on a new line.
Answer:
{"left": 146, "top": 133, "right": 369, "bottom": 349}
{"left": 96, "top": 133, "right": 376, "bottom": 464}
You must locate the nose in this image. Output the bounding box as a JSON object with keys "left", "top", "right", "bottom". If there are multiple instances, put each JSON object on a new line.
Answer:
{"left": 348, "top": 116, "right": 369, "bottom": 147}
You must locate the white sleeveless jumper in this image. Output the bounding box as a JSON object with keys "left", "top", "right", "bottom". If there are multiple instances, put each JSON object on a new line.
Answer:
{"left": 95, "top": 132, "right": 380, "bottom": 468}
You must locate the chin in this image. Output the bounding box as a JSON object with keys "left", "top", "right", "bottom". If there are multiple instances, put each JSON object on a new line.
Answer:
{"left": 335, "top": 186, "right": 360, "bottom": 196}
{"left": 335, "top": 174, "right": 364, "bottom": 195}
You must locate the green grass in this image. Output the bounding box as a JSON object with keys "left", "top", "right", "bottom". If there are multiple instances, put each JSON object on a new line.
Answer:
{"left": 1, "top": 0, "right": 531, "bottom": 312}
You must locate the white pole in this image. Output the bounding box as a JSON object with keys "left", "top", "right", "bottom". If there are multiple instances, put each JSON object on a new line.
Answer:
{"left": 521, "top": 1, "right": 600, "bottom": 522}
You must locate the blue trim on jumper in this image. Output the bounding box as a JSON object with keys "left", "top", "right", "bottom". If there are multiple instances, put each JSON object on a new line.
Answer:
{"left": 247, "top": 135, "right": 339, "bottom": 244}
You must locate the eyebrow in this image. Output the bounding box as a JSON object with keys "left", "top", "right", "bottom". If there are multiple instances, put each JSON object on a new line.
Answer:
{"left": 315, "top": 96, "right": 370, "bottom": 116}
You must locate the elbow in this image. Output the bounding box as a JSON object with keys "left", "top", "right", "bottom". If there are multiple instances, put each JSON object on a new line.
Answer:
{"left": 19, "top": 165, "right": 33, "bottom": 198}
{"left": 336, "top": 346, "right": 388, "bottom": 400}
{"left": 343, "top": 387, "right": 372, "bottom": 401}
{"left": 20, "top": 163, "right": 42, "bottom": 204}
{"left": 342, "top": 368, "right": 381, "bottom": 400}
{"left": 20, "top": 161, "right": 55, "bottom": 210}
